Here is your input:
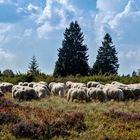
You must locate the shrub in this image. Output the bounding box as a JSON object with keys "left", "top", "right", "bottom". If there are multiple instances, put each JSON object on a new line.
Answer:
{"left": 11, "top": 120, "right": 49, "bottom": 140}
{"left": 0, "top": 112, "right": 20, "bottom": 125}
{"left": 0, "top": 97, "right": 16, "bottom": 108}
{"left": 103, "top": 109, "right": 140, "bottom": 122}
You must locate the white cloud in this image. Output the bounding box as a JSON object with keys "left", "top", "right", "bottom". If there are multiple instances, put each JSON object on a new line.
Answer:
{"left": 23, "top": 29, "right": 32, "bottom": 37}
{"left": 37, "top": 0, "right": 53, "bottom": 24}
{"left": 0, "top": 23, "right": 13, "bottom": 44}
{"left": 0, "top": 0, "right": 11, "bottom": 4}
{"left": 36, "top": 0, "right": 77, "bottom": 39}
{"left": 27, "top": 3, "right": 40, "bottom": 12}
{"left": 0, "top": 48, "right": 14, "bottom": 60}
{"left": 97, "top": 0, "right": 128, "bottom": 12}
{"left": 37, "top": 22, "right": 54, "bottom": 39}
{"left": 95, "top": 0, "right": 140, "bottom": 44}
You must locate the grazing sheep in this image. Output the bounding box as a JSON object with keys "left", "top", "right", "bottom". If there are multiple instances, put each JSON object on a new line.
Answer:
{"left": 87, "top": 81, "right": 100, "bottom": 88}
{"left": 49, "top": 82, "right": 65, "bottom": 97}
{"left": 33, "top": 83, "right": 51, "bottom": 98}
{"left": 96, "top": 84, "right": 105, "bottom": 89}
{"left": 0, "top": 82, "right": 13, "bottom": 93}
{"left": 67, "top": 88, "right": 89, "bottom": 102}
{"left": 66, "top": 81, "right": 86, "bottom": 89}
{"left": 103, "top": 85, "right": 124, "bottom": 101}
{"left": 13, "top": 86, "right": 38, "bottom": 101}
{"left": 88, "top": 87, "right": 108, "bottom": 102}
{"left": 126, "top": 84, "right": 140, "bottom": 99}
{"left": 121, "top": 87, "right": 135, "bottom": 100}
{"left": 18, "top": 82, "right": 23, "bottom": 86}
{"left": 0, "top": 89, "right": 4, "bottom": 97}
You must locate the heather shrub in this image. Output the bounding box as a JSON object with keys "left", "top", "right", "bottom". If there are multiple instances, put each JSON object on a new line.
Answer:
{"left": 50, "top": 112, "right": 86, "bottom": 138}
{"left": 11, "top": 120, "right": 50, "bottom": 140}
{"left": 103, "top": 109, "right": 140, "bottom": 122}
{"left": 0, "top": 112, "right": 20, "bottom": 125}
{"left": 0, "top": 97, "right": 16, "bottom": 108}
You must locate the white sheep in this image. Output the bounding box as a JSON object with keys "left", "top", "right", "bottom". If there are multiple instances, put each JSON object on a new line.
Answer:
{"left": 33, "top": 83, "right": 51, "bottom": 98}
{"left": 0, "top": 82, "right": 13, "bottom": 93}
{"left": 66, "top": 81, "right": 86, "bottom": 89}
{"left": 67, "top": 88, "right": 89, "bottom": 102}
{"left": 87, "top": 81, "right": 100, "bottom": 88}
{"left": 88, "top": 87, "right": 107, "bottom": 102}
{"left": 13, "top": 86, "right": 38, "bottom": 101}
{"left": 49, "top": 82, "right": 65, "bottom": 97}
{"left": 103, "top": 85, "right": 124, "bottom": 101}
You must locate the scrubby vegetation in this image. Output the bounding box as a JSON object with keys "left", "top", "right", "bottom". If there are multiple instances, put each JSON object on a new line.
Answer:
{"left": 1, "top": 73, "right": 140, "bottom": 85}
{"left": 0, "top": 93, "right": 140, "bottom": 140}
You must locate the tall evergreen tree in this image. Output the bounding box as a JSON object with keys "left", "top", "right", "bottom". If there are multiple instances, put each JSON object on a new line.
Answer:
{"left": 28, "top": 56, "right": 40, "bottom": 75}
{"left": 92, "top": 33, "right": 119, "bottom": 75}
{"left": 54, "top": 21, "right": 89, "bottom": 76}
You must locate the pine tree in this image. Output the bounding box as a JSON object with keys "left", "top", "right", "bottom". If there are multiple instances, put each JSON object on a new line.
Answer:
{"left": 28, "top": 56, "right": 40, "bottom": 75}
{"left": 92, "top": 33, "right": 119, "bottom": 75}
{"left": 54, "top": 21, "right": 89, "bottom": 76}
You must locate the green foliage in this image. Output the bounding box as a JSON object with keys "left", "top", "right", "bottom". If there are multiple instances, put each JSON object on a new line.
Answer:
{"left": 54, "top": 21, "right": 89, "bottom": 76}
{"left": 28, "top": 56, "right": 40, "bottom": 75}
{"left": 3, "top": 69, "right": 14, "bottom": 77}
{"left": 92, "top": 33, "right": 119, "bottom": 75}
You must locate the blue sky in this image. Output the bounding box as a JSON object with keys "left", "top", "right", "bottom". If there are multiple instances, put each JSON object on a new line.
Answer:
{"left": 0, "top": 0, "right": 140, "bottom": 75}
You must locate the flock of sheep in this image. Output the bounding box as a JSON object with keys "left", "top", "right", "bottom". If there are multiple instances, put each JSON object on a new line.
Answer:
{"left": 0, "top": 81, "right": 140, "bottom": 102}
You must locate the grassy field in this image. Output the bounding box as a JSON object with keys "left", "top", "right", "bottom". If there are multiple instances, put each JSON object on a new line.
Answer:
{"left": 0, "top": 93, "right": 140, "bottom": 140}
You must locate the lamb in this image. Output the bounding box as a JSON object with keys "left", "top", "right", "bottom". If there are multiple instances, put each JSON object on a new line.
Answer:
{"left": 88, "top": 87, "right": 107, "bottom": 102}
{"left": 103, "top": 85, "right": 124, "bottom": 101}
{"left": 67, "top": 88, "right": 89, "bottom": 102}
{"left": 87, "top": 81, "right": 100, "bottom": 88}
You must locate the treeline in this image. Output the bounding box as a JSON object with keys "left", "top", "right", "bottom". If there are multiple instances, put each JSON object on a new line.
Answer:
{"left": 0, "top": 72, "right": 140, "bottom": 85}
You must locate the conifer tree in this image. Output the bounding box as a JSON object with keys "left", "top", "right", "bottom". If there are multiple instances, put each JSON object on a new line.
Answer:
{"left": 92, "top": 33, "right": 119, "bottom": 75}
{"left": 28, "top": 56, "right": 40, "bottom": 75}
{"left": 54, "top": 21, "right": 89, "bottom": 76}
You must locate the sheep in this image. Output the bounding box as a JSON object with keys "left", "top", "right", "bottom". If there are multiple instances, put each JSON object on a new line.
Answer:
{"left": 0, "top": 89, "right": 4, "bottom": 97}
{"left": 88, "top": 87, "right": 108, "bottom": 102}
{"left": 96, "top": 84, "right": 105, "bottom": 89}
{"left": 67, "top": 88, "right": 89, "bottom": 102}
{"left": 87, "top": 81, "right": 100, "bottom": 88}
{"left": 33, "top": 83, "right": 51, "bottom": 98}
{"left": 103, "top": 85, "right": 124, "bottom": 101}
{"left": 111, "top": 81, "right": 128, "bottom": 89}
{"left": 127, "top": 84, "right": 140, "bottom": 99}
{"left": 13, "top": 86, "right": 38, "bottom": 101}
{"left": 66, "top": 81, "right": 86, "bottom": 89}
{"left": 0, "top": 82, "right": 13, "bottom": 93}
{"left": 18, "top": 82, "right": 23, "bottom": 86}
{"left": 110, "top": 83, "right": 135, "bottom": 100}
{"left": 49, "top": 82, "right": 65, "bottom": 97}
{"left": 121, "top": 87, "right": 135, "bottom": 100}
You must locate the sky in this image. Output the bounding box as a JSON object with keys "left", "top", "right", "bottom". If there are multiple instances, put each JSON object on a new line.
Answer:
{"left": 0, "top": 0, "right": 140, "bottom": 75}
